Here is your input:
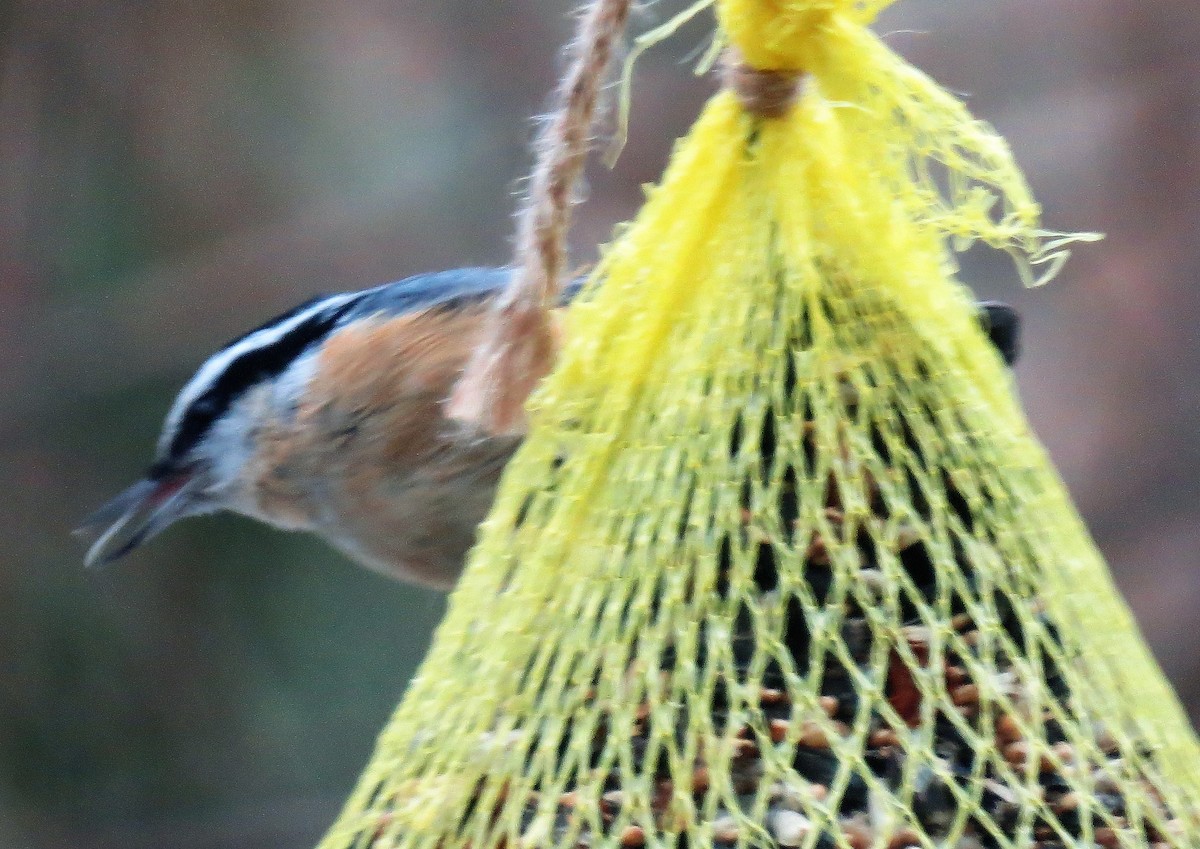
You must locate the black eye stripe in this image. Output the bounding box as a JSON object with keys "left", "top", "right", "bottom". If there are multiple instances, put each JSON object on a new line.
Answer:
{"left": 166, "top": 300, "right": 358, "bottom": 462}
{"left": 222, "top": 294, "right": 330, "bottom": 349}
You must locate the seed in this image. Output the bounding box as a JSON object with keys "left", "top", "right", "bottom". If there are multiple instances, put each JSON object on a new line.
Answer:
{"left": 769, "top": 810, "right": 811, "bottom": 847}
{"left": 901, "top": 626, "right": 932, "bottom": 650}
{"left": 797, "top": 719, "right": 841, "bottom": 749}
{"left": 761, "top": 687, "right": 787, "bottom": 705}
{"left": 1003, "top": 740, "right": 1029, "bottom": 766}
{"left": 859, "top": 569, "right": 886, "bottom": 594}
{"left": 1093, "top": 827, "right": 1119, "bottom": 848}
{"left": 841, "top": 819, "right": 873, "bottom": 849}
{"left": 732, "top": 738, "right": 759, "bottom": 757}
{"left": 951, "top": 684, "right": 980, "bottom": 706}
{"left": 770, "top": 719, "right": 790, "bottom": 742}
{"left": 1094, "top": 724, "right": 1119, "bottom": 754}
{"left": 895, "top": 524, "right": 922, "bottom": 550}
{"left": 870, "top": 728, "right": 899, "bottom": 748}
{"left": 798, "top": 722, "right": 829, "bottom": 749}
{"left": 713, "top": 816, "right": 739, "bottom": 843}
{"left": 995, "top": 713, "right": 1022, "bottom": 744}
{"left": 944, "top": 665, "right": 968, "bottom": 685}
{"left": 805, "top": 534, "right": 831, "bottom": 566}
{"left": 619, "top": 826, "right": 645, "bottom": 847}
{"left": 887, "top": 653, "right": 922, "bottom": 727}
{"left": 651, "top": 781, "right": 673, "bottom": 813}
{"left": 983, "top": 778, "right": 1016, "bottom": 805}
{"left": 887, "top": 828, "right": 922, "bottom": 849}
{"left": 819, "top": 695, "right": 840, "bottom": 716}
{"left": 1052, "top": 792, "right": 1079, "bottom": 813}
{"left": 770, "top": 782, "right": 804, "bottom": 812}
{"left": 1093, "top": 770, "right": 1120, "bottom": 795}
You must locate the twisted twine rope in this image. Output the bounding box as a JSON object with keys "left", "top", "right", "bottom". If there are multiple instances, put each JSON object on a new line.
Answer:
{"left": 447, "top": 8, "right": 799, "bottom": 437}
{"left": 447, "top": 0, "right": 633, "bottom": 436}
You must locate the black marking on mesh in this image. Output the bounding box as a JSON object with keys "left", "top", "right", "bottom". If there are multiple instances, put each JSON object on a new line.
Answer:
{"left": 978, "top": 302, "right": 1021, "bottom": 366}
{"left": 164, "top": 299, "right": 359, "bottom": 464}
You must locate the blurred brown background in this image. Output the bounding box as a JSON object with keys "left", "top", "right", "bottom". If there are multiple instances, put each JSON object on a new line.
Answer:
{"left": 1, "top": 1, "right": 1197, "bottom": 847}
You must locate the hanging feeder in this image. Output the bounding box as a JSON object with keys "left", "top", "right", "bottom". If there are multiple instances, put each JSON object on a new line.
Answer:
{"left": 320, "top": 2, "right": 1200, "bottom": 848}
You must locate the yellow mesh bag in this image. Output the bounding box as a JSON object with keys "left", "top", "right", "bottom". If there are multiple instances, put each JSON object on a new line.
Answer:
{"left": 320, "top": 3, "right": 1199, "bottom": 848}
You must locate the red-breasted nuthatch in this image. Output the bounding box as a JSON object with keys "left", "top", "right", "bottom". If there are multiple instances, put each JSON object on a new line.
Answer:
{"left": 76, "top": 266, "right": 1021, "bottom": 590}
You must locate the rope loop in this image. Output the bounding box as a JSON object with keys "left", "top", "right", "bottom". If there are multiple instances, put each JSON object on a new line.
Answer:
{"left": 448, "top": 0, "right": 633, "bottom": 436}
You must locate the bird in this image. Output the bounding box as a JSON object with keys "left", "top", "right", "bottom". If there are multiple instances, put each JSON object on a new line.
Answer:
{"left": 76, "top": 266, "right": 1022, "bottom": 589}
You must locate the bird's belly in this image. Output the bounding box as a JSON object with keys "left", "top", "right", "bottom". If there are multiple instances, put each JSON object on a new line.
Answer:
{"left": 318, "top": 439, "right": 520, "bottom": 588}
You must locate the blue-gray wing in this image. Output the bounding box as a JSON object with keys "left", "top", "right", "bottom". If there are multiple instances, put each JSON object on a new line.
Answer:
{"left": 343, "top": 266, "right": 586, "bottom": 325}
{"left": 343, "top": 267, "right": 514, "bottom": 323}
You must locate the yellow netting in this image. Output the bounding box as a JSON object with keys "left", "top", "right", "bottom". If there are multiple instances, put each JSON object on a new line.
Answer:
{"left": 320, "top": 3, "right": 1199, "bottom": 848}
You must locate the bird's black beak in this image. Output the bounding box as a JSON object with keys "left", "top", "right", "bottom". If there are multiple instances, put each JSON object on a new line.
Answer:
{"left": 75, "top": 469, "right": 208, "bottom": 567}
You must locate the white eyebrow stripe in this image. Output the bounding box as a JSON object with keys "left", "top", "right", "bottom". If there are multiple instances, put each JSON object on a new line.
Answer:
{"left": 157, "top": 292, "right": 361, "bottom": 456}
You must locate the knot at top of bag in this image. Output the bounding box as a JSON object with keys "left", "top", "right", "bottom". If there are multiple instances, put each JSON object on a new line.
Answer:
{"left": 717, "top": 0, "right": 882, "bottom": 72}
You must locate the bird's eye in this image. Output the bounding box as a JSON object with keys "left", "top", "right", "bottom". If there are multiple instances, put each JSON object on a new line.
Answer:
{"left": 190, "top": 396, "right": 218, "bottom": 417}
